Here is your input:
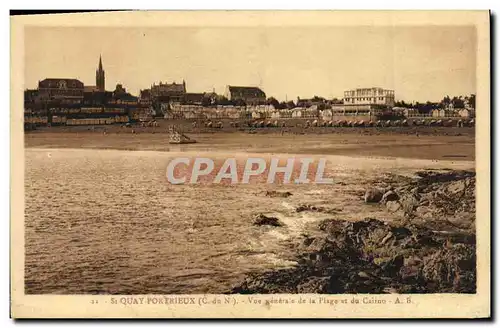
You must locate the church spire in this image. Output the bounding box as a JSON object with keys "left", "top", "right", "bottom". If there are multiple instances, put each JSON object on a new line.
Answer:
{"left": 96, "top": 54, "right": 105, "bottom": 92}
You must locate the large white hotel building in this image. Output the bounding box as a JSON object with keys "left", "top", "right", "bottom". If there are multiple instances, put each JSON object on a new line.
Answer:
{"left": 343, "top": 87, "right": 395, "bottom": 107}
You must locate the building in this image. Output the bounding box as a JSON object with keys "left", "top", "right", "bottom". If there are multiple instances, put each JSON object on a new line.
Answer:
{"left": 113, "top": 84, "right": 128, "bottom": 97}
{"left": 225, "top": 85, "right": 266, "bottom": 105}
{"left": 432, "top": 109, "right": 461, "bottom": 118}
{"left": 402, "top": 108, "right": 422, "bottom": 118}
{"left": 464, "top": 96, "right": 475, "bottom": 110}
{"left": 37, "top": 78, "right": 85, "bottom": 100}
{"left": 458, "top": 108, "right": 475, "bottom": 118}
{"left": 25, "top": 55, "right": 140, "bottom": 126}
{"left": 343, "top": 87, "right": 395, "bottom": 107}
{"left": 149, "top": 81, "right": 187, "bottom": 103}
{"left": 183, "top": 93, "right": 205, "bottom": 105}
{"left": 24, "top": 89, "right": 39, "bottom": 103}
{"left": 24, "top": 89, "right": 43, "bottom": 113}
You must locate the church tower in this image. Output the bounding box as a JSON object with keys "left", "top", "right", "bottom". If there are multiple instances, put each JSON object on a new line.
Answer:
{"left": 96, "top": 55, "right": 105, "bottom": 92}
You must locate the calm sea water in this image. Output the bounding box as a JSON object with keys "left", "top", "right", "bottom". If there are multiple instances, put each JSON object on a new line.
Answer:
{"left": 24, "top": 148, "right": 338, "bottom": 294}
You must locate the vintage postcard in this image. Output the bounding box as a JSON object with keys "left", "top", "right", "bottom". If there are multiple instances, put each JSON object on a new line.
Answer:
{"left": 10, "top": 11, "right": 490, "bottom": 319}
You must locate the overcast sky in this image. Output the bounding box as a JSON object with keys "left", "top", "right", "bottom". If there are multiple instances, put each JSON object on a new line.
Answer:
{"left": 24, "top": 25, "right": 476, "bottom": 102}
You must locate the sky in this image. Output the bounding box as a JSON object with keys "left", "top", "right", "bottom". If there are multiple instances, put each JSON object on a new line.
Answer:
{"left": 24, "top": 25, "right": 476, "bottom": 102}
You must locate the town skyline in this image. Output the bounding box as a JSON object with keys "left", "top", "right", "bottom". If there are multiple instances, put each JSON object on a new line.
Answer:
{"left": 24, "top": 25, "right": 476, "bottom": 103}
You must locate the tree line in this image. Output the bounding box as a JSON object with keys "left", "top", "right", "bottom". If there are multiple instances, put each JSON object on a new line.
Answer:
{"left": 394, "top": 94, "right": 475, "bottom": 113}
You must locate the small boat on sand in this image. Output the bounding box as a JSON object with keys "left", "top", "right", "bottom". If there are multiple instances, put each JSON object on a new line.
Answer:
{"left": 169, "top": 129, "right": 197, "bottom": 144}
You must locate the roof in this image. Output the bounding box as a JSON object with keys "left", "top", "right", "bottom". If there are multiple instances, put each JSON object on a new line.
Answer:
{"left": 184, "top": 93, "right": 205, "bottom": 103}
{"left": 24, "top": 89, "right": 38, "bottom": 95}
{"left": 39, "top": 78, "right": 84, "bottom": 88}
{"left": 140, "top": 89, "right": 151, "bottom": 98}
{"left": 151, "top": 82, "right": 186, "bottom": 94}
{"left": 227, "top": 86, "right": 265, "bottom": 97}
{"left": 114, "top": 93, "right": 138, "bottom": 101}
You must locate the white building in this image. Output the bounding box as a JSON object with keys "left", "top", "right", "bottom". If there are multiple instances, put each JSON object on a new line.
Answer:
{"left": 402, "top": 108, "right": 421, "bottom": 117}
{"left": 343, "top": 87, "right": 395, "bottom": 107}
{"left": 321, "top": 109, "right": 333, "bottom": 120}
{"left": 291, "top": 108, "right": 303, "bottom": 118}
{"left": 458, "top": 108, "right": 472, "bottom": 118}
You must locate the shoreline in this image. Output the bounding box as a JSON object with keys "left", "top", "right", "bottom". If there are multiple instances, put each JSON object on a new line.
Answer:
{"left": 25, "top": 147, "right": 475, "bottom": 171}
{"left": 24, "top": 128, "right": 475, "bottom": 162}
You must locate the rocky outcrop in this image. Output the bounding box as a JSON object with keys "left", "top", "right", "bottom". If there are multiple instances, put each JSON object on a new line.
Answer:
{"left": 295, "top": 204, "right": 341, "bottom": 214}
{"left": 253, "top": 214, "right": 283, "bottom": 227}
{"left": 381, "top": 190, "right": 399, "bottom": 203}
{"left": 364, "top": 188, "right": 384, "bottom": 203}
{"left": 265, "top": 191, "right": 292, "bottom": 198}
{"left": 231, "top": 218, "right": 476, "bottom": 294}
{"left": 232, "top": 170, "right": 476, "bottom": 295}
{"left": 367, "top": 170, "right": 475, "bottom": 230}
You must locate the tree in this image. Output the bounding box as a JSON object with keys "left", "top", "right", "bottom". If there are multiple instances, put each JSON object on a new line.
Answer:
{"left": 216, "top": 95, "right": 230, "bottom": 106}
{"left": 422, "top": 101, "right": 434, "bottom": 114}
{"left": 311, "top": 96, "right": 326, "bottom": 103}
{"left": 440, "top": 95, "right": 451, "bottom": 109}
{"left": 394, "top": 100, "right": 411, "bottom": 108}
{"left": 201, "top": 96, "right": 212, "bottom": 107}
{"left": 451, "top": 96, "right": 465, "bottom": 109}
{"left": 469, "top": 94, "right": 476, "bottom": 109}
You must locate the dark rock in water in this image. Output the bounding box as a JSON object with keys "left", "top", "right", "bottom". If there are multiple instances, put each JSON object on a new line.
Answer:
{"left": 296, "top": 204, "right": 317, "bottom": 212}
{"left": 364, "top": 188, "right": 384, "bottom": 203}
{"left": 381, "top": 190, "right": 399, "bottom": 203}
{"left": 265, "top": 191, "right": 292, "bottom": 198}
{"left": 296, "top": 204, "right": 341, "bottom": 214}
{"left": 253, "top": 214, "right": 283, "bottom": 227}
